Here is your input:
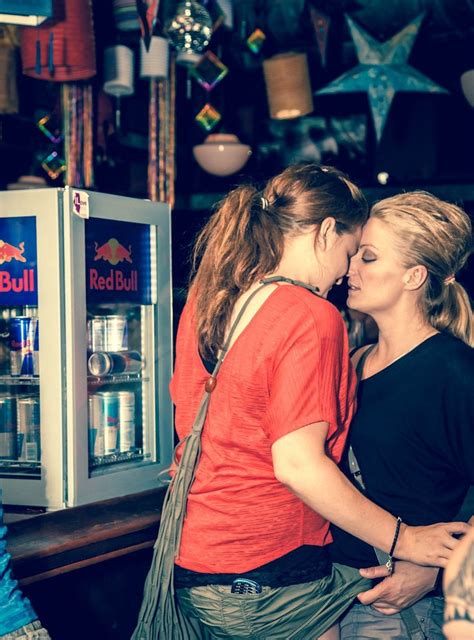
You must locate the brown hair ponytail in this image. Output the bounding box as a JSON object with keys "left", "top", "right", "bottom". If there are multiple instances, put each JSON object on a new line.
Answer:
{"left": 189, "top": 164, "right": 368, "bottom": 358}
{"left": 189, "top": 184, "right": 284, "bottom": 358}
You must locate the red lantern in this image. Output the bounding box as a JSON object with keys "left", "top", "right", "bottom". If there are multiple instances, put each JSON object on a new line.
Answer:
{"left": 20, "top": 0, "right": 96, "bottom": 81}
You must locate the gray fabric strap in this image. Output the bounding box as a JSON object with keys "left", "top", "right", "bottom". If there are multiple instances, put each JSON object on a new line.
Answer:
{"left": 349, "top": 345, "right": 427, "bottom": 640}
{"left": 132, "top": 278, "right": 303, "bottom": 640}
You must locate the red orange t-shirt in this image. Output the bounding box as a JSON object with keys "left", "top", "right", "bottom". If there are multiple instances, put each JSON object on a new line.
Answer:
{"left": 170, "top": 285, "right": 357, "bottom": 573}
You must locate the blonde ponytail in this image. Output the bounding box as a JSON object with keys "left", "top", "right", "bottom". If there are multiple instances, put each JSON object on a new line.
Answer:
{"left": 429, "top": 281, "right": 473, "bottom": 347}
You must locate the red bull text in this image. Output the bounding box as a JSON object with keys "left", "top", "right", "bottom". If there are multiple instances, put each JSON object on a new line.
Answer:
{"left": 0, "top": 269, "right": 35, "bottom": 293}
{"left": 89, "top": 269, "right": 138, "bottom": 292}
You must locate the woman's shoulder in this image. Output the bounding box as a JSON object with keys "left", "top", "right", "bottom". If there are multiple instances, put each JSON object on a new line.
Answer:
{"left": 274, "top": 285, "right": 345, "bottom": 326}
{"left": 427, "top": 332, "right": 473, "bottom": 361}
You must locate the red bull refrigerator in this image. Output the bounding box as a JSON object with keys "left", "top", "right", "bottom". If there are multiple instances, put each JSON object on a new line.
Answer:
{"left": 0, "top": 187, "right": 173, "bottom": 508}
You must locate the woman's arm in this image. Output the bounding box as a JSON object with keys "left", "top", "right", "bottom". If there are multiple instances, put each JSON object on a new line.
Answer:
{"left": 272, "top": 422, "right": 469, "bottom": 567}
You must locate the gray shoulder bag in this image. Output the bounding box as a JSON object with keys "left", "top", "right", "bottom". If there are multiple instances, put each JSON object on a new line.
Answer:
{"left": 132, "top": 276, "right": 319, "bottom": 639}
{"left": 348, "top": 345, "right": 429, "bottom": 640}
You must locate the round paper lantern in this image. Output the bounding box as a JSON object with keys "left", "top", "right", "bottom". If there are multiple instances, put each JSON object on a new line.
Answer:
{"left": 20, "top": 0, "right": 96, "bottom": 82}
{"left": 263, "top": 52, "right": 313, "bottom": 119}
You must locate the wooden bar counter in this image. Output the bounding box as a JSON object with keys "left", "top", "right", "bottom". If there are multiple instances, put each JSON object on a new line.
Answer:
{"left": 6, "top": 488, "right": 166, "bottom": 640}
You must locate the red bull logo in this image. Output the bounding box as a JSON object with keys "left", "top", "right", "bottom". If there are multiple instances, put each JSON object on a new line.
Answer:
{"left": 0, "top": 240, "right": 26, "bottom": 264}
{"left": 91, "top": 237, "right": 137, "bottom": 292}
{"left": 94, "top": 238, "right": 133, "bottom": 266}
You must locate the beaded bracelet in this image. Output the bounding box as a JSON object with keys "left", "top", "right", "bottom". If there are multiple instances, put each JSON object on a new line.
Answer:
{"left": 386, "top": 516, "right": 403, "bottom": 575}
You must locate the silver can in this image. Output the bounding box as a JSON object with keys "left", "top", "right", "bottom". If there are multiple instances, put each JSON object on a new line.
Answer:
{"left": 88, "top": 395, "right": 105, "bottom": 457}
{"left": 17, "top": 397, "right": 40, "bottom": 462}
{"left": 0, "top": 395, "right": 16, "bottom": 459}
{"left": 106, "top": 315, "right": 128, "bottom": 352}
{"left": 117, "top": 391, "right": 135, "bottom": 453}
{"left": 89, "top": 390, "right": 135, "bottom": 457}
{"left": 88, "top": 317, "right": 107, "bottom": 352}
{"left": 88, "top": 351, "right": 143, "bottom": 377}
{"left": 90, "top": 391, "right": 120, "bottom": 455}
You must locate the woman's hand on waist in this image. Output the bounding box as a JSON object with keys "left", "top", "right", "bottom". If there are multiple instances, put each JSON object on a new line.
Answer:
{"left": 357, "top": 561, "right": 438, "bottom": 614}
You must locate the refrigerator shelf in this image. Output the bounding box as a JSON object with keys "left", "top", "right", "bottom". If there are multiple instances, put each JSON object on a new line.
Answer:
{"left": 89, "top": 448, "right": 149, "bottom": 468}
{"left": 87, "top": 374, "right": 149, "bottom": 386}
{"left": 0, "top": 376, "right": 40, "bottom": 386}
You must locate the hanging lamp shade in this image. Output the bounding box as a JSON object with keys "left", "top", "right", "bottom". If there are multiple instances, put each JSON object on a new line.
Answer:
{"left": 193, "top": 134, "right": 251, "bottom": 176}
{"left": 263, "top": 52, "right": 313, "bottom": 119}
{"left": 140, "top": 36, "right": 169, "bottom": 79}
{"left": 20, "top": 0, "right": 96, "bottom": 81}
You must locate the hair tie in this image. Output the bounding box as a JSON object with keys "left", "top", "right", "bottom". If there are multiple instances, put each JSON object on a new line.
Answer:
{"left": 260, "top": 196, "right": 269, "bottom": 210}
{"left": 444, "top": 274, "right": 456, "bottom": 285}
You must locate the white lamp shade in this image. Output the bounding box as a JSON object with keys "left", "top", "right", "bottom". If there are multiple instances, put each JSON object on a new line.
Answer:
{"left": 461, "top": 69, "right": 474, "bottom": 107}
{"left": 103, "top": 45, "right": 134, "bottom": 97}
{"left": 193, "top": 134, "right": 251, "bottom": 176}
{"left": 140, "top": 36, "right": 169, "bottom": 79}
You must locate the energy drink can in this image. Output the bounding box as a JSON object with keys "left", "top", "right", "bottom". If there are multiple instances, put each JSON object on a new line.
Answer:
{"left": 90, "top": 391, "right": 118, "bottom": 455}
{"left": 88, "top": 317, "right": 107, "bottom": 352}
{"left": 117, "top": 391, "right": 135, "bottom": 453}
{"left": 0, "top": 395, "right": 16, "bottom": 459}
{"left": 89, "top": 391, "right": 135, "bottom": 456}
{"left": 106, "top": 315, "right": 128, "bottom": 352}
{"left": 17, "top": 397, "right": 40, "bottom": 462}
{"left": 88, "top": 351, "right": 143, "bottom": 376}
{"left": 9, "top": 317, "right": 39, "bottom": 377}
{"left": 88, "top": 395, "right": 105, "bottom": 457}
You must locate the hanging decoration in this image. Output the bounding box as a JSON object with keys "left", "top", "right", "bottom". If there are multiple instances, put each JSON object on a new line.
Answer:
{"left": 62, "top": 84, "right": 94, "bottom": 187}
{"left": 136, "top": 0, "right": 160, "bottom": 51}
{"left": 41, "top": 150, "right": 66, "bottom": 181}
{"left": 263, "top": 52, "right": 314, "bottom": 120}
{"left": 20, "top": 0, "right": 96, "bottom": 82}
{"left": 309, "top": 6, "right": 331, "bottom": 67}
{"left": 103, "top": 45, "right": 135, "bottom": 131}
{"left": 37, "top": 111, "right": 62, "bottom": 144}
{"left": 191, "top": 50, "right": 228, "bottom": 131}
{"left": 20, "top": 0, "right": 96, "bottom": 188}
{"left": 140, "top": 33, "right": 175, "bottom": 204}
{"left": 316, "top": 13, "right": 448, "bottom": 143}
{"left": 113, "top": 0, "right": 140, "bottom": 31}
{"left": 246, "top": 28, "right": 266, "bottom": 54}
{"left": 166, "top": 0, "right": 213, "bottom": 66}
{"left": 0, "top": 25, "right": 19, "bottom": 114}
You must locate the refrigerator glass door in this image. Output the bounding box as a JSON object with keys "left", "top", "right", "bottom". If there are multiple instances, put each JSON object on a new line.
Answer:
{"left": 65, "top": 189, "right": 173, "bottom": 506}
{"left": 0, "top": 189, "right": 65, "bottom": 508}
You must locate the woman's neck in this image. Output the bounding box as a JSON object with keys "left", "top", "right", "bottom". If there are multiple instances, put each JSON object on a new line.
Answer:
{"left": 368, "top": 309, "right": 438, "bottom": 372}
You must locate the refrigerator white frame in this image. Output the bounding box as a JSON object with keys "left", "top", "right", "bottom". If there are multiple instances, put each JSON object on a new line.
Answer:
{"left": 63, "top": 188, "right": 174, "bottom": 506}
{"left": 0, "top": 189, "right": 66, "bottom": 508}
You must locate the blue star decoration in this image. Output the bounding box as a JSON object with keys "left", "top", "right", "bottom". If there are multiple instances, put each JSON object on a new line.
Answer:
{"left": 316, "top": 14, "right": 448, "bottom": 142}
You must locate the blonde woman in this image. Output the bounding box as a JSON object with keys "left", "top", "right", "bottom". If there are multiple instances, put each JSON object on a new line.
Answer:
{"left": 330, "top": 191, "right": 474, "bottom": 639}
